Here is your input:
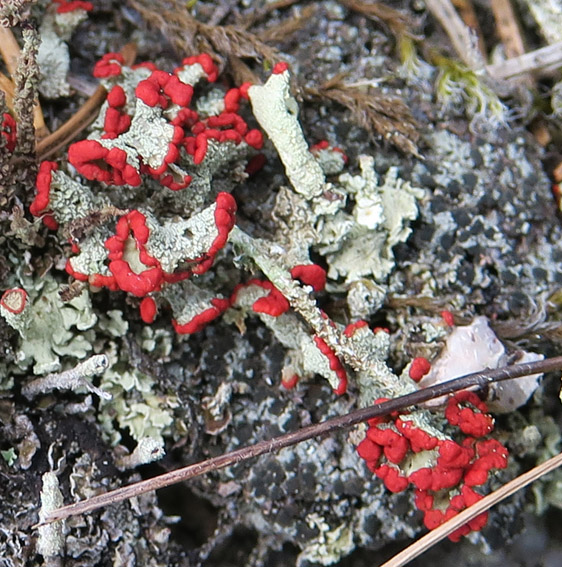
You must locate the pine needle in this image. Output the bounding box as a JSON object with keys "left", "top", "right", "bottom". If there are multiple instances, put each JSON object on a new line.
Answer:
{"left": 36, "top": 356, "right": 562, "bottom": 526}
{"left": 380, "top": 451, "right": 562, "bottom": 567}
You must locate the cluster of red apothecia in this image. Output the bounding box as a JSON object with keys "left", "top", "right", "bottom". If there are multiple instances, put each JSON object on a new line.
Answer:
{"left": 357, "top": 386, "right": 508, "bottom": 541}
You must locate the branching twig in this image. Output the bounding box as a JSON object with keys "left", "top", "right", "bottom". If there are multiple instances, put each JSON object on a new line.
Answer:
{"left": 36, "top": 355, "right": 562, "bottom": 526}
{"left": 128, "top": 0, "right": 280, "bottom": 69}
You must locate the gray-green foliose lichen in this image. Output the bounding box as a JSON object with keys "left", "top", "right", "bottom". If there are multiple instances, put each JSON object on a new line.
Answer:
{"left": 2, "top": 3, "right": 562, "bottom": 565}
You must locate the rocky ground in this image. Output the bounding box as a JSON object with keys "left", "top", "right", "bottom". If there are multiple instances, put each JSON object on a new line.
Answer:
{"left": 1, "top": 1, "right": 562, "bottom": 566}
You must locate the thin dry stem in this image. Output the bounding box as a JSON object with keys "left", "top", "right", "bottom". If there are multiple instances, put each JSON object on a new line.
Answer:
{"left": 451, "top": 0, "right": 486, "bottom": 56}
{"left": 490, "top": 0, "right": 526, "bottom": 59}
{"left": 0, "top": 71, "right": 15, "bottom": 110}
{"left": 425, "top": 0, "right": 484, "bottom": 69}
{"left": 486, "top": 41, "right": 562, "bottom": 80}
{"left": 36, "top": 356, "right": 562, "bottom": 526}
{"left": 338, "top": 0, "right": 415, "bottom": 38}
{"left": 227, "top": 55, "right": 261, "bottom": 87}
{"left": 380, "top": 451, "right": 562, "bottom": 567}
{"left": 0, "top": 26, "right": 22, "bottom": 76}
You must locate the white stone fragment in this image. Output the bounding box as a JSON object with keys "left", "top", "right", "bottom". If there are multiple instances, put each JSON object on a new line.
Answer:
{"left": 418, "top": 316, "right": 543, "bottom": 412}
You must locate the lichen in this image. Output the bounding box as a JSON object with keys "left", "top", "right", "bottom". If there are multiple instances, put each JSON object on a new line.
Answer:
{"left": 1, "top": 275, "right": 97, "bottom": 375}
{"left": 1, "top": 2, "right": 562, "bottom": 564}
{"left": 37, "top": 6, "right": 90, "bottom": 99}
{"left": 319, "top": 158, "right": 424, "bottom": 282}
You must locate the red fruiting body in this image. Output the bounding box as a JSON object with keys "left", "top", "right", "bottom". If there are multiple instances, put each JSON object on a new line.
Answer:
{"left": 139, "top": 297, "right": 157, "bottom": 324}
{"left": 93, "top": 52, "right": 124, "bottom": 78}
{"left": 102, "top": 107, "right": 131, "bottom": 139}
{"left": 375, "top": 464, "right": 409, "bottom": 493}
{"left": 244, "top": 129, "right": 264, "bottom": 149}
{"left": 179, "top": 54, "right": 219, "bottom": 82}
{"left": 30, "top": 161, "right": 59, "bottom": 229}
{"left": 356, "top": 437, "right": 383, "bottom": 464}
{"left": 233, "top": 279, "right": 290, "bottom": 317}
{"left": 68, "top": 140, "right": 141, "bottom": 186}
{"left": 373, "top": 326, "right": 390, "bottom": 334}
{"left": 223, "top": 88, "right": 241, "bottom": 112}
{"left": 290, "top": 264, "right": 327, "bottom": 292}
{"left": 103, "top": 210, "right": 164, "bottom": 297}
{"left": 0, "top": 288, "right": 28, "bottom": 314}
{"left": 343, "top": 320, "right": 369, "bottom": 337}
{"left": 1, "top": 113, "right": 17, "bottom": 152}
{"left": 309, "top": 140, "right": 349, "bottom": 164}
{"left": 313, "top": 336, "right": 347, "bottom": 395}
{"left": 464, "top": 439, "right": 508, "bottom": 486}
{"left": 103, "top": 85, "right": 131, "bottom": 139}
{"left": 272, "top": 62, "right": 289, "bottom": 74}
{"left": 192, "top": 192, "right": 237, "bottom": 275}
{"left": 135, "top": 70, "right": 178, "bottom": 108}
{"left": 409, "top": 356, "right": 431, "bottom": 381}
{"left": 445, "top": 391, "right": 494, "bottom": 437}
{"left": 367, "top": 427, "right": 409, "bottom": 464}
{"left": 229, "top": 278, "right": 290, "bottom": 317}
{"left": 357, "top": 383, "right": 509, "bottom": 540}
{"left": 107, "top": 85, "right": 127, "bottom": 107}
{"left": 245, "top": 154, "right": 266, "bottom": 175}
{"left": 310, "top": 140, "right": 330, "bottom": 151}
{"left": 252, "top": 286, "right": 290, "bottom": 316}
{"left": 53, "top": 0, "right": 93, "bottom": 13}
{"left": 239, "top": 82, "right": 252, "bottom": 100}
{"left": 395, "top": 418, "right": 439, "bottom": 452}
{"left": 281, "top": 373, "right": 299, "bottom": 390}
{"left": 441, "top": 310, "right": 455, "bottom": 326}
{"left": 109, "top": 261, "right": 162, "bottom": 297}
{"left": 172, "top": 297, "right": 231, "bottom": 334}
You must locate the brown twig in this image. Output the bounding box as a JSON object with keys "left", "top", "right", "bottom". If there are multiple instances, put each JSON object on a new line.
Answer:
{"left": 425, "top": 0, "right": 484, "bottom": 69}
{"left": 128, "top": 0, "right": 280, "bottom": 69}
{"left": 338, "top": 0, "right": 414, "bottom": 38}
{"left": 451, "top": 0, "right": 486, "bottom": 57}
{"left": 35, "top": 43, "right": 137, "bottom": 160}
{"left": 0, "top": 27, "right": 22, "bottom": 77}
{"left": 490, "top": 0, "right": 526, "bottom": 60}
{"left": 0, "top": 71, "right": 15, "bottom": 110}
{"left": 380, "top": 450, "right": 562, "bottom": 567}
{"left": 36, "top": 355, "right": 562, "bottom": 526}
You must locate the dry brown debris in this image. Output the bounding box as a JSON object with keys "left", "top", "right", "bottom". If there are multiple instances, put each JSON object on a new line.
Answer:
{"left": 304, "top": 74, "right": 421, "bottom": 155}
{"left": 129, "top": 0, "right": 280, "bottom": 70}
